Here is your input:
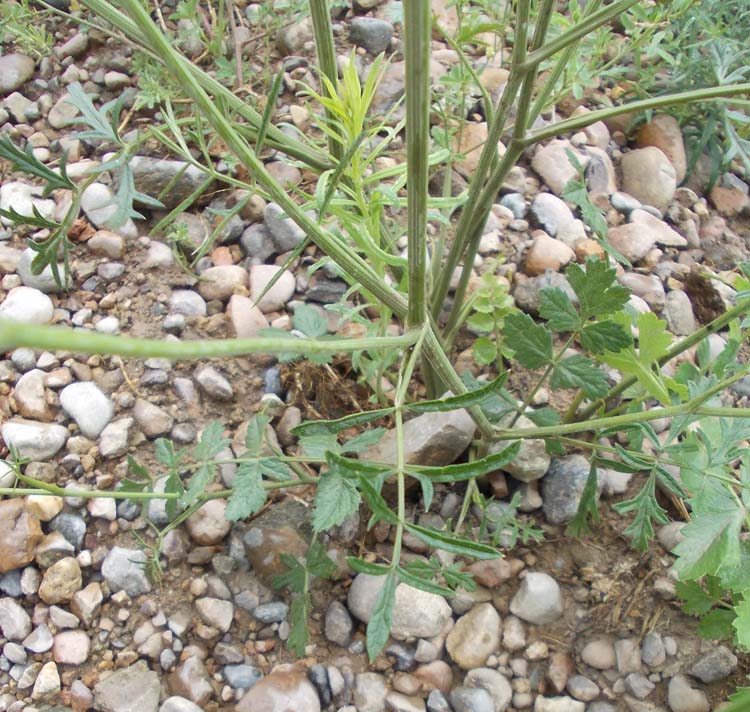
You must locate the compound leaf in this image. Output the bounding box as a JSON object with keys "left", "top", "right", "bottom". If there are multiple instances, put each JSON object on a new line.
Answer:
{"left": 567, "top": 258, "right": 630, "bottom": 318}
{"left": 539, "top": 287, "right": 581, "bottom": 332}
{"left": 503, "top": 312, "right": 552, "bottom": 369}
{"left": 580, "top": 319, "right": 632, "bottom": 354}
{"left": 225, "top": 460, "right": 267, "bottom": 521}
{"left": 551, "top": 355, "right": 609, "bottom": 399}
{"left": 313, "top": 467, "right": 361, "bottom": 533}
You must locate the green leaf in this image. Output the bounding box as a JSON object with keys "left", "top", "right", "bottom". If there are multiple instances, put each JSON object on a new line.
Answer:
{"left": 405, "top": 372, "right": 508, "bottom": 413}
{"left": 567, "top": 258, "right": 630, "bottom": 319}
{"left": 612, "top": 474, "right": 668, "bottom": 550}
{"left": 723, "top": 688, "right": 750, "bottom": 712}
{"left": 300, "top": 433, "right": 339, "bottom": 460}
{"left": 637, "top": 312, "right": 673, "bottom": 367}
{"left": 293, "top": 304, "right": 328, "bottom": 338}
{"left": 306, "top": 539, "right": 337, "bottom": 580}
{"left": 179, "top": 463, "right": 214, "bottom": 508}
{"left": 551, "top": 355, "right": 609, "bottom": 399}
{"left": 292, "top": 408, "right": 393, "bottom": 436}
{"left": 65, "top": 82, "right": 122, "bottom": 142}
{"left": 676, "top": 580, "right": 723, "bottom": 616}
{"left": 404, "top": 523, "right": 501, "bottom": 559}
{"left": 503, "top": 312, "right": 553, "bottom": 369}
{"left": 539, "top": 287, "right": 581, "bottom": 332}
{"left": 673, "top": 508, "right": 745, "bottom": 580}
{"left": 0, "top": 204, "right": 62, "bottom": 229}
{"left": 225, "top": 461, "right": 267, "bottom": 521}
{"left": 367, "top": 571, "right": 397, "bottom": 660}
{"left": 313, "top": 468, "right": 361, "bottom": 533}
{"left": 697, "top": 607, "right": 735, "bottom": 640}
{"left": 341, "top": 428, "right": 386, "bottom": 454}
{"left": 395, "top": 565, "right": 454, "bottom": 597}
{"left": 0, "top": 136, "right": 75, "bottom": 193}
{"left": 580, "top": 320, "right": 632, "bottom": 354}
{"left": 260, "top": 458, "right": 293, "bottom": 481}
{"left": 127, "top": 455, "right": 151, "bottom": 481}
{"left": 467, "top": 312, "right": 495, "bottom": 333}
{"left": 273, "top": 554, "right": 306, "bottom": 592}
{"left": 286, "top": 592, "right": 311, "bottom": 657}
{"left": 245, "top": 414, "right": 272, "bottom": 454}
{"left": 732, "top": 595, "right": 750, "bottom": 648}
{"left": 567, "top": 462, "right": 601, "bottom": 536}
{"left": 347, "top": 558, "right": 391, "bottom": 576}
{"left": 163, "top": 470, "right": 184, "bottom": 521}
{"left": 472, "top": 336, "right": 497, "bottom": 366}
{"left": 409, "top": 471, "right": 434, "bottom": 512}
{"left": 359, "top": 475, "right": 399, "bottom": 525}
{"left": 407, "top": 442, "right": 522, "bottom": 483}
{"left": 525, "top": 407, "right": 561, "bottom": 427}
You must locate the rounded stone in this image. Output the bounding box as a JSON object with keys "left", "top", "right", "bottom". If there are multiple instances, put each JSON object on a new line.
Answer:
{"left": 580, "top": 639, "right": 616, "bottom": 670}
{"left": 185, "top": 499, "right": 231, "bottom": 545}
{"left": 0, "top": 53, "right": 35, "bottom": 94}
{"left": 59, "top": 381, "right": 114, "bottom": 439}
{"left": 620, "top": 147, "right": 677, "bottom": 212}
{"left": 446, "top": 603, "right": 502, "bottom": 670}
{"left": 236, "top": 667, "right": 320, "bottom": 712}
{"left": 101, "top": 546, "right": 152, "bottom": 596}
{"left": 464, "top": 668, "right": 512, "bottom": 712}
{"left": 541, "top": 455, "right": 595, "bottom": 525}
{"left": 509, "top": 572, "right": 563, "bottom": 625}
{"left": 0, "top": 597, "right": 32, "bottom": 640}
{"left": 667, "top": 674, "right": 709, "bottom": 712}
{"left": 197, "top": 265, "right": 248, "bottom": 301}
{"left": 249, "top": 265, "right": 296, "bottom": 313}
{"left": 38, "top": 557, "right": 82, "bottom": 604}
{"left": 0, "top": 500, "right": 43, "bottom": 573}
{"left": 52, "top": 629, "right": 90, "bottom": 664}
{"left": 0, "top": 286, "right": 54, "bottom": 324}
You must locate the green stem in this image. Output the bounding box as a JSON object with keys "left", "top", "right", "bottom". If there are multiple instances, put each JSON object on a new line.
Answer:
{"left": 0, "top": 320, "right": 419, "bottom": 360}
{"left": 404, "top": 0, "right": 431, "bottom": 328}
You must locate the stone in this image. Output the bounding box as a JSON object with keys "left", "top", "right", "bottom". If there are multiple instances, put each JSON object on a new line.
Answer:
{"left": 71, "top": 582, "right": 103, "bottom": 626}
{"left": 530, "top": 193, "right": 576, "bottom": 238}
{"left": 197, "top": 265, "right": 248, "bottom": 301}
{"left": 362, "top": 405, "right": 476, "bottom": 467}
{"left": 491, "top": 415, "right": 550, "bottom": 482}
{"left": 59, "top": 381, "right": 114, "bottom": 438}
{"left": 195, "top": 597, "right": 233, "bottom": 632}
{"left": 168, "top": 656, "right": 213, "bottom": 706}
{"left": 170, "top": 289, "right": 207, "bottom": 317}
{"left": 31, "top": 660, "right": 60, "bottom": 700}
{"left": 665, "top": 290, "right": 696, "bottom": 336}
{"left": 620, "top": 147, "right": 676, "bottom": 212}
{"left": 325, "top": 600, "right": 353, "bottom": 647}
{"left": 354, "top": 672, "right": 388, "bottom": 712}
{"left": 101, "top": 546, "right": 152, "bottom": 596}
{"left": 16, "top": 246, "right": 67, "bottom": 292}
{"left": 614, "top": 638, "right": 642, "bottom": 674}
{"left": 531, "top": 140, "right": 588, "bottom": 194}
{"left": 134, "top": 398, "right": 174, "bottom": 438}
{"left": 0, "top": 500, "right": 43, "bottom": 573}
{"left": 606, "top": 223, "right": 658, "bottom": 263}
{"left": 249, "top": 265, "right": 296, "bottom": 312}
{"left": 629, "top": 209, "right": 687, "bottom": 247}
{"left": 0, "top": 53, "right": 35, "bottom": 94}
{"left": 541, "top": 455, "right": 595, "bottom": 525}
{"left": 38, "top": 556, "right": 82, "bottom": 604}
{"left": 566, "top": 675, "right": 599, "bottom": 702}
{"left": 263, "top": 202, "right": 306, "bottom": 252}
{"left": 667, "top": 674, "right": 709, "bottom": 712}
{"left": 236, "top": 667, "right": 321, "bottom": 712}
{"left": 689, "top": 645, "right": 737, "bottom": 683}
{"left": 88, "top": 230, "right": 125, "bottom": 258}
{"left": 641, "top": 632, "right": 666, "bottom": 668}
{"left": 0, "top": 597, "right": 32, "bottom": 640}
{"left": 464, "top": 668, "right": 512, "bottom": 712}
{"left": 617, "top": 273, "right": 665, "bottom": 310}
{"left": 524, "top": 232, "right": 575, "bottom": 276}
{"left": 348, "top": 573, "right": 453, "bottom": 640}
{"left": 52, "top": 629, "right": 90, "bottom": 664}
{"left": 585, "top": 147, "right": 617, "bottom": 193}
{"left": 194, "top": 366, "right": 234, "bottom": 400}
{"left": 509, "top": 572, "right": 563, "bottom": 625}
{"left": 227, "top": 294, "right": 269, "bottom": 337}
{"left": 80, "top": 182, "right": 137, "bottom": 237}
{"left": 625, "top": 672, "right": 655, "bottom": 699}
{"left": 94, "top": 661, "right": 160, "bottom": 712}
{"left": 1, "top": 419, "right": 68, "bottom": 460}
{"left": 385, "top": 691, "right": 425, "bottom": 712}
{"left": 185, "top": 499, "right": 231, "bottom": 545}
{"left": 533, "top": 697, "right": 585, "bottom": 712}
{"left": 350, "top": 17, "right": 393, "bottom": 55}
{"left": 127, "top": 156, "right": 209, "bottom": 210}
{"left": 446, "top": 603, "right": 502, "bottom": 670}
{"left": 502, "top": 615, "right": 526, "bottom": 651}
{"left": 637, "top": 114, "right": 687, "bottom": 184}
{"left": 160, "top": 698, "right": 204, "bottom": 712}
{"left": 513, "top": 271, "right": 577, "bottom": 315}
{"left": 224, "top": 664, "right": 262, "bottom": 689}
{"left": 453, "top": 122, "right": 504, "bottom": 180}
{"left": 450, "top": 686, "right": 495, "bottom": 712}
{"left": 23, "top": 621, "right": 53, "bottom": 652}
{"left": 100, "top": 417, "right": 134, "bottom": 458}
{"left": 13, "top": 369, "right": 53, "bottom": 421}
{"left": 0, "top": 286, "right": 54, "bottom": 324}
{"left": 49, "top": 512, "right": 86, "bottom": 550}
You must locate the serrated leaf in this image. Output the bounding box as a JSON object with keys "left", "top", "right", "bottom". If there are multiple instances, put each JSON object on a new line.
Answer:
{"left": 260, "top": 458, "right": 293, "bottom": 481}
{"left": 313, "top": 468, "right": 361, "bottom": 532}
{"left": 292, "top": 408, "right": 393, "bottom": 436}
{"left": 225, "top": 460, "right": 266, "bottom": 521}
{"left": 273, "top": 553, "right": 306, "bottom": 591}
{"left": 580, "top": 319, "right": 632, "bottom": 354}
{"left": 637, "top": 312, "right": 673, "bottom": 366}
{"left": 467, "top": 312, "right": 495, "bottom": 333}
{"left": 503, "top": 312, "right": 553, "bottom": 369}
{"left": 567, "top": 258, "right": 630, "bottom": 318}
{"left": 341, "top": 428, "right": 385, "bottom": 454}
{"left": 539, "top": 287, "right": 581, "bottom": 332}
{"left": 472, "top": 336, "right": 497, "bottom": 366}
{"left": 293, "top": 303, "right": 328, "bottom": 338}
{"left": 367, "top": 571, "right": 397, "bottom": 660}
{"left": 194, "top": 421, "right": 230, "bottom": 461}
{"left": 404, "top": 523, "right": 500, "bottom": 559}
{"left": 676, "top": 580, "right": 722, "bottom": 616}
{"left": 65, "top": 82, "right": 122, "bottom": 142}
{"left": 359, "top": 474, "right": 399, "bottom": 525}
{"left": 525, "top": 407, "right": 561, "bottom": 427}
{"left": 612, "top": 474, "right": 668, "bottom": 550}
{"left": 127, "top": 455, "right": 151, "bottom": 481}
{"left": 567, "top": 461, "right": 601, "bottom": 536}
{"left": 179, "top": 463, "right": 214, "bottom": 508}
{"left": 405, "top": 372, "right": 508, "bottom": 413}
{"left": 306, "top": 539, "right": 337, "bottom": 579}
{"left": 551, "top": 355, "right": 609, "bottom": 399}
{"left": 245, "top": 414, "right": 272, "bottom": 454}
{"left": 286, "top": 592, "right": 311, "bottom": 656}
{"left": 300, "top": 433, "right": 339, "bottom": 459}
{"left": 697, "top": 607, "right": 735, "bottom": 640}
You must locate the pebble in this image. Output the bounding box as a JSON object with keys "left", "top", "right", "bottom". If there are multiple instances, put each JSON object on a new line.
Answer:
{"left": 565, "top": 675, "right": 599, "bottom": 702}
{"left": 446, "top": 602, "right": 502, "bottom": 669}
{"left": 59, "top": 381, "right": 114, "bottom": 438}
{"left": 625, "top": 672, "right": 655, "bottom": 699}
{"left": 236, "top": 667, "right": 321, "bottom": 712}
{"left": 0, "top": 286, "right": 54, "bottom": 324}
{"left": 160, "top": 697, "right": 205, "bottom": 712}
{"left": 227, "top": 294, "right": 269, "bottom": 337}
{"left": 581, "top": 638, "right": 616, "bottom": 670}
{"left": 253, "top": 600, "right": 288, "bottom": 623}
{"left": 38, "top": 556, "right": 82, "bottom": 604}
{"left": 13, "top": 369, "right": 53, "bottom": 421}
{"left": 541, "top": 454, "right": 594, "bottom": 525}
{"left": 101, "top": 546, "right": 152, "bottom": 595}
{"left": 347, "top": 573, "right": 453, "bottom": 640}
{"left": 617, "top": 273, "right": 665, "bottom": 309}
{"left": 134, "top": 398, "right": 174, "bottom": 438}
{"left": 614, "top": 638, "right": 642, "bottom": 674}
{"left": 667, "top": 674, "right": 709, "bottom": 712}
{"left": 194, "top": 365, "right": 234, "bottom": 400}
{"left": 509, "top": 572, "right": 563, "bottom": 625}
{"left": 128, "top": 156, "right": 209, "bottom": 209}
{"left": 325, "top": 600, "right": 353, "bottom": 647}
{"left": 354, "top": 672, "right": 387, "bottom": 712}
{"left": 168, "top": 656, "right": 214, "bottom": 706}
{"left": 80, "top": 182, "right": 138, "bottom": 237}
{"left": 531, "top": 140, "right": 588, "bottom": 194}
{"left": 0, "top": 500, "right": 43, "bottom": 573}
{"left": 0, "top": 53, "right": 35, "bottom": 94}
{"left": 350, "top": 17, "right": 394, "bottom": 54}
{"left": 249, "top": 264, "right": 296, "bottom": 312}
{"left": 664, "top": 289, "right": 696, "bottom": 336}
{"left": 464, "top": 667, "right": 512, "bottom": 712}
{"left": 52, "top": 629, "right": 90, "bottom": 664}
{"left": 71, "top": 581, "right": 103, "bottom": 625}
{"left": 31, "top": 660, "right": 60, "bottom": 700}
{"left": 49, "top": 512, "right": 86, "bottom": 550}
{"left": 524, "top": 232, "right": 575, "bottom": 276}
{"left": 427, "top": 689, "right": 452, "bottom": 712}
{"left": 224, "top": 663, "right": 262, "bottom": 689}
{"left": 94, "top": 661, "right": 161, "bottom": 712}
{"left": 607, "top": 223, "right": 658, "bottom": 263}
{"left": 185, "top": 499, "right": 231, "bottom": 545}
{"left": 99, "top": 417, "right": 134, "bottom": 458}
{"left": 1, "top": 419, "right": 68, "bottom": 460}
{"left": 689, "top": 645, "right": 737, "bottom": 682}
{"left": 0, "top": 182, "right": 54, "bottom": 229}
{"left": 197, "top": 264, "right": 247, "bottom": 301}
{"left": 641, "top": 632, "right": 666, "bottom": 667}
{"left": 450, "top": 686, "right": 495, "bottom": 712}
{"left": 533, "top": 696, "right": 585, "bottom": 712}
{"left": 48, "top": 91, "right": 80, "bottom": 128}
{"left": 0, "top": 597, "right": 32, "bottom": 640}
{"left": 23, "top": 621, "right": 53, "bottom": 652}
{"left": 530, "top": 193, "right": 576, "bottom": 238}
{"left": 636, "top": 113, "right": 687, "bottom": 184}
{"left": 17, "top": 246, "right": 67, "bottom": 292}
{"left": 195, "top": 597, "right": 234, "bottom": 632}
{"left": 620, "top": 147, "right": 676, "bottom": 212}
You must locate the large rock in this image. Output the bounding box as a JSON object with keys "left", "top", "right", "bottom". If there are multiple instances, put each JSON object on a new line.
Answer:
{"left": 94, "top": 661, "right": 160, "bottom": 712}
{"left": 1, "top": 419, "right": 68, "bottom": 460}
{"left": 0, "top": 499, "right": 43, "bottom": 573}
{"left": 620, "top": 147, "right": 676, "bottom": 212}
{"left": 446, "top": 603, "right": 502, "bottom": 670}
{"left": 348, "top": 573, "right": 453, "bottom": 640}
{"left": 362, "top": 406, "right": 476, "bottom": 468}
{"left": 236, "top": 667, "right": 320, "bottom": 712}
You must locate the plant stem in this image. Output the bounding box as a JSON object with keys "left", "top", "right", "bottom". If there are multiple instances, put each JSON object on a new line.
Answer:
{"left": 404, "top": 0, "right": 431, "bottom": 328}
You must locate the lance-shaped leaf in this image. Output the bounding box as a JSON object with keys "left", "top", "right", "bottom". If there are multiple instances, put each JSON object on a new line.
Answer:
{"left": 567, "top": 461, "right": 601, "bottom": 536}
{"left": 367, "top": 571, "right": 397, "bottom": 661}
{"left": 406, "top": 442, "right": 521, "bottom": 483}
{"left": 404, "top": 523, "right": 500, "bottom": 559}
{"left": 405, "top": 372, "right": 508, "bottom": 413}
{"left": 0, "top": 136, "right": 75, "bottom": 192}
{"left": 292, "top": 408, "right": 393, "bottom": 436}
{"left": 395, "top": 565, "right": 454, "bottom": 597}
{"left": 347, "top": 558, "right": 391, "bottom": 576}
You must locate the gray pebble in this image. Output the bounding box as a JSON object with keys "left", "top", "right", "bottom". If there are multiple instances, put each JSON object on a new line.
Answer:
{"left": 252, "top": 601, "right": 288, "bottom": 624}
{"left": 224, "top": 664, "right": 262, "bottom": 689}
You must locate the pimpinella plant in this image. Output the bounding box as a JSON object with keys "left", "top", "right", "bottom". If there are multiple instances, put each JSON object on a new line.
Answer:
{"left": 3, "top": 2, "right": 750, "bottom": 694}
